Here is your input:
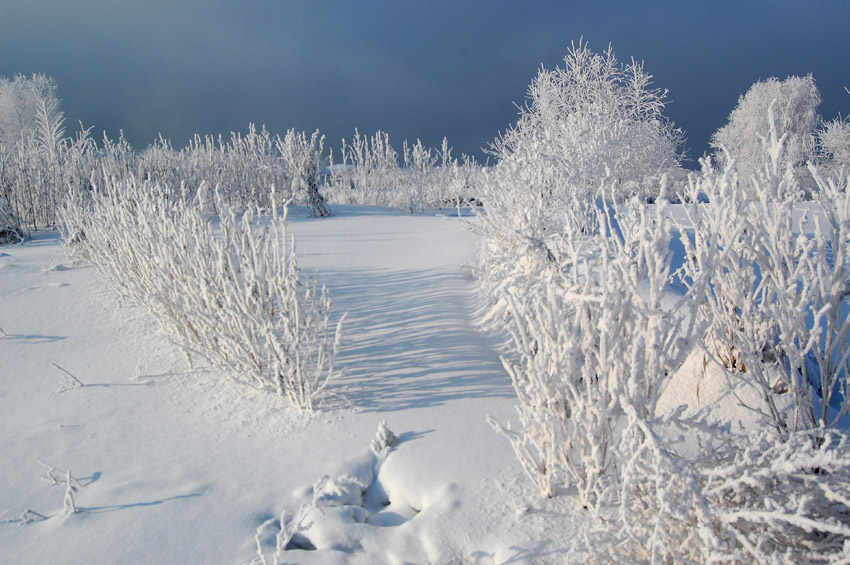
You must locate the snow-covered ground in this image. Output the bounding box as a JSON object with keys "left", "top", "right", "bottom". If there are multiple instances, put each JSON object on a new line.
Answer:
{"left": 0, "top": 206, "right": 584, "bottom": 564}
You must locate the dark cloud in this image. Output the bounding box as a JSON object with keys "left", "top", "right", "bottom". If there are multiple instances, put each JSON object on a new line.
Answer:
{"left": 2, "top": 0, "right": 849, "bottom": 165}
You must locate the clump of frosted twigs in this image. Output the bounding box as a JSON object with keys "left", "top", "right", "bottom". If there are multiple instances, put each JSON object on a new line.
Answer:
{"left": 604, "top": 426, "right": 850, "bottom": 563}
{"left": 370, "top": 420, "right": 397, "bottom": 455}
{"left": 60, "top": 176, "right": 344, "bottom": 411}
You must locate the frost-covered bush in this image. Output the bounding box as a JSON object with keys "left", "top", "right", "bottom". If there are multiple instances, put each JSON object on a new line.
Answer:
{"left": 276, "top": 128, "right": 329, "bottom": 217}
{"left": 0, "top": 74, "right": 95, "bottom": 233}
{"left": 325, "top": 129, "right": 402, "bottom": 208}
{"left": 605, "top": 427, "right": 850, "bottom": 563}
{"left": 819, "top": 94, "right": 850, "bottom": 177}
{"left": 488, "top": 194, "right": 698, "bottom": 506}
{"left": 61, "top": 177, "right": 343, "bottom": 410}
{"left": 487, "top": 40, "right": 683, "bottom": 222}
{"left": 682, "top": 109, "right": 850, "bottom": 436}
{"left": 324, "top": 130, "right": 482, "bottom": 211}
{"left": 711, "top": 75, "right": 821, "bottom": 196}
{"left": 479, "top": 42, "right": 692, "bottom": 507}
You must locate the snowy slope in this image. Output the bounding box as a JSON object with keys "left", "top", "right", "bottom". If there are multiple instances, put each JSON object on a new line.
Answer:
{"left": 0, "top": 206, "right": 584, "bottom": 564}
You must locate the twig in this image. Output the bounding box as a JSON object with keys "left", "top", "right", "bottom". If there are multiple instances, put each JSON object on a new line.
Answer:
{"left": 63, "top": 471, "right": 78, "bottom": 515}
{"left": 38, "top": 460, "right": 83, "bottom": 488}
{"left": 52, "top": 362, "right": 85, "bottom": 392}
{"left": 18, "top": 510, "right": 47, "bottom": 525}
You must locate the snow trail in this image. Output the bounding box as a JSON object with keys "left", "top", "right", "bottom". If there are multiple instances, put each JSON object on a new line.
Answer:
{"left": 287, "top": 206, "right": 513, "bottom": 413}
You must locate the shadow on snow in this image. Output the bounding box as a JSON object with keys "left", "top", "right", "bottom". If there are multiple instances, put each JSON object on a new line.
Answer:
{"left": 322, "top": 267, "right": 513, "bottom": 413}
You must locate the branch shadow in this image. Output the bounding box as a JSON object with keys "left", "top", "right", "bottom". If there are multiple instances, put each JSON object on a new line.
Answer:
{"left": 4, "top": 334, "right": 66, "bottom": 344}
{"left": 82, "top": 492, "right": 203, "bottom": 514}
{"left": 321, "top": 267, "right": 513, "bottom": 413}
{"left": 396, "top": 429, "right": 434, "bottom": 445}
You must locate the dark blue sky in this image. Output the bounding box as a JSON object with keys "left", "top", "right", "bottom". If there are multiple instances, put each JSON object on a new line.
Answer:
{"left": 2, "top": 1, "right": 849, "bottom": 166}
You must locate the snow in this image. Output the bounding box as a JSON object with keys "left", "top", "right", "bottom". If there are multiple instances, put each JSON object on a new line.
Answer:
{"left": 0, "top": 206, "right": 585, "bottom": 564}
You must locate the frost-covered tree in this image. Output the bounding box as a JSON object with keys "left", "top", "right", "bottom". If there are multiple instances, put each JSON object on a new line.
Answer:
{"left": 488, "top": 40, "right": 683, "bottom": 220}
{"left": 0, "top": 73, "right": 61, "bottom": 150}
{"left": 711, "top": 75, "right": 820, "bottom": 195}
{"left": 0, "top": 73, "right": 94, "bottom": 233}
{"left": 276, "top": 128, "right": 329, "bottom": 217}
{"left": 477, "top": 40, "right": 684, "bottom": 325}
{"left": 479, "top": 42, "right": 694, "bottom": 507}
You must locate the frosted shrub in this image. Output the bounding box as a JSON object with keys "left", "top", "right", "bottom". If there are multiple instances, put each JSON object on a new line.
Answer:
{"left": 711, "top": 75, "right": 820, "bottom": 197}
{"left": 276, "top": 128, "right": 329, "bottom": 217}
{"left": 61, "top": 177, "right": 344, "bottom": 410}
{"left": 370, "top": 421, "right": 397, "bottom": 455}
{"left": 487, "top": 39, "right": 683, "bottom": 226}
{"left": 818, "top": 108, "right": 850, "bottom": 177}
{"left": 0, "top": 73, "right": 60, "bottom": 149}
{"left": 610, "top": 427, "right": 850, "bottom": 563}
{"left": 0, "top": 76, "right": 96, "bottom": 233}
{"left": 324, "top": 131, "right": 481, "bottom": 211}
{"left": 681, "top": 107, "right": 850, "bottom": 435}
{"left": 488, "top": 194, "right": 697, "bottom": 506}
{"left": 480, "top": 42, "right": 691, "bottom": 506}
{"left": 337, "top": 129, "right": 402, "bottom": 207}
{"left": 806, "top": 166, "right": 850, "bottom": 427}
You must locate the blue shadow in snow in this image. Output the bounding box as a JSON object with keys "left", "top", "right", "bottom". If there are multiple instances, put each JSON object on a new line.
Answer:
{"left": 320, "top": 267, "right": 514, "bottom": 413}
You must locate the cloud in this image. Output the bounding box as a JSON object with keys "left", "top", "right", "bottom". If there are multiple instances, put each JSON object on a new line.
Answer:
{"left": 1, "top": 0, "right": 849, "bottom": 162}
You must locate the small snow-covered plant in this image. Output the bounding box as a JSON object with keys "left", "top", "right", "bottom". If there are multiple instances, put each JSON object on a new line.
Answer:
{"left": 60, "top": 176, "right": 344, "bottom": 410}
{"left": 52, "top": 362, "right": 85, "bottom": 392}
{"left": 818, "top": 111, "right": 850, "bottom": 176}
{"left": 370, "top": 421, "right": 397, "bottom": 455}
{"left": 62, "top": 471, "right": 78, "bottom": 516}
{"left": 252, "top": 504, "right": 313, "bottom": 565}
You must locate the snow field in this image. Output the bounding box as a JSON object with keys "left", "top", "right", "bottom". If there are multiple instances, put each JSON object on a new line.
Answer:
{"left": 0, "top": 207, "right": 583, "bottom": 564}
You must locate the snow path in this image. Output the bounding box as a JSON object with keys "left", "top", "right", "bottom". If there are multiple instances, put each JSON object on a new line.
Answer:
{"left": 0, "top": 206, "right": 581, "bottom": 564}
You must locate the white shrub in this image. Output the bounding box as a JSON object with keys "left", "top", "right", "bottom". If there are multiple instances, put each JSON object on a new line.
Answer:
{"left": 682, "top": 110, "right": 850, "bottom": 436}
{"left": 480, "top": 42, "right": 691, "bottom": 507}
{"left": 488, "top": 40, "right": 683, "bottom": 218}
{"left": 488, "top": 194, "right": 698, "bottom": 507}
{"left": 609, "top": 427, "right": 850, "bottom": 563}
{"left": 324, "top": 130, "right": 482, "bottom": 211}
{"left": 276, "top": 128, "right": 329, "bottom": 217}
{"left": 0, "top": 73, "right": 60, "bottom": 150}
{"left": 819, "top": 108, "right": 850, "bottom": 177}
{"left": 0, "top": 73, "right": 95, "bottom": 233}
{"left": 61, "top": 177, "right": 344, "bottom": 410}
{"left": 711, "top": 75, "right": 821, "bottom": 196}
